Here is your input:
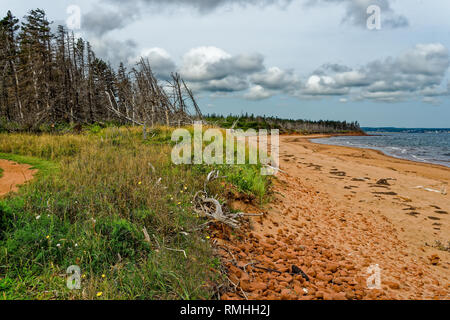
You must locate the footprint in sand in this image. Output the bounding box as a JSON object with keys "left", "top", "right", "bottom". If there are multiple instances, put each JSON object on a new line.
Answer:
{"left": 330, "top": 171, "right": 346, "bottom": 176}
{"left": 376, "top": 179, "right": 391, "bottom": 186}
{"left": 406, "top": 212, "right": 420, "bottom": 217}
{"left": 397, "top": 196, "right": 413, "bottom": 203}
{"left": 435, "top": 210, "right": 448, "bottom": 215}
{"left": 307, "top": 163, "right": 322, "bottom": 170}
{"left": 369, "top": 184, "right": 390, "bottom": 189}
{"left": 372, "top": 191, "right": 398, "bottom": 196}
{"left": 428, "top": 216, "right": 441, "bottom": 221}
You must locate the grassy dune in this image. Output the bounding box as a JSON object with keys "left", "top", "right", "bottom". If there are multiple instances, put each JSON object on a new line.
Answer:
{"left": 0, "top": 126, "right": 270, "bottom": 300}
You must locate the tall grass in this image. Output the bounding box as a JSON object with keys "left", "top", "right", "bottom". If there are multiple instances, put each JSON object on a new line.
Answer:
{"left": 0, "top": 126, "right": 270, "bottom": 299}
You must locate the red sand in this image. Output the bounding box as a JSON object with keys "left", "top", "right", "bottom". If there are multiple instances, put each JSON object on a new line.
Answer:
{"left": 0, "top": 159, "right": 37, "bottom": 197}
{"left": 217, "top": 135, "right": 449, "bottom": 300}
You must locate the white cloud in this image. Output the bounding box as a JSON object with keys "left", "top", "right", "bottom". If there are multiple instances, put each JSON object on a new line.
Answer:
{"left": 244, "top": 85, "right": 274, "bottom": 100}
{"left": 180, "top": 46, "right": 232, "bottom": 81}
{"left": 360, "top": 90, "right": 407, "bottom": 103}
{"left": 301, "top": 74, "right": 350, "bottom": 96}
{"left": 297, "top": 43, "right": 450, "bottom": 102}
{"left": 90, "top": 37, "right": 138, "bottom": 67}
{"left": 132, "top": 47, "right": 176, "bottom": 78}
{"left": 250, "top": 67, "right": 299, "bottom": 90}
{"left": 88, "top": 40, "right": 450, "bottom": 104}
{"left": 190, "top": 76, "right": 250, "bottom": 92}
{"left": 397, "top": 43, "right": 449, "bottom": 75}
{"left": 176, "top": 43, "right": 450, "bottom": 103}
{"left": 180, "top": 46, "right": 264, "bottom": 82}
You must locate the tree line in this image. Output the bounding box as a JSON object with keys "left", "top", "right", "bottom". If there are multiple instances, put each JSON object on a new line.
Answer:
{"left": 0, "top": 9, "right": 201, "bottom": 131}
{"left": 206, "top": 114, "right": 363, "bottom": 134}
{"left": 1, "top": 9, "right": 363, "bottom": 135}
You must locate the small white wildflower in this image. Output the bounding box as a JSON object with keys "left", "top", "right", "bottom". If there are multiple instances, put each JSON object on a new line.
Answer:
{"left": 56, "top": 243, "right": 61, "bottom": 247}
{"left": 36, "top": 215, "right": 41, "bottom": 220}
{"left": 74, "top": 243, "right": 78, "bottom": 247}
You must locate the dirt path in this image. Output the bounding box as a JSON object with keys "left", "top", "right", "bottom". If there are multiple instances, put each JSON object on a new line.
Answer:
{"left": 218, "top": 135, "right": 450, "bottom": 300}
{"left": 0, "top": 159, "right": 37, "bottom": 197}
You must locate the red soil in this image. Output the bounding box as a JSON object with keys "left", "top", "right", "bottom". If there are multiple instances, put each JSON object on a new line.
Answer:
{"left": 0, "top": 159, "right": 37, "bottom": 197}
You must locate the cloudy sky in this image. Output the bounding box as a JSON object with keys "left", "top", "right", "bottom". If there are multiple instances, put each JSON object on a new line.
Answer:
{"left": 3, "top": 0, "right": 450, "bottom": 127}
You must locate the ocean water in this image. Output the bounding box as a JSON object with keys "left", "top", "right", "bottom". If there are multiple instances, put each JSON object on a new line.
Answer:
{"left": 313, "top": 132, "right": 450, "bottom": 168}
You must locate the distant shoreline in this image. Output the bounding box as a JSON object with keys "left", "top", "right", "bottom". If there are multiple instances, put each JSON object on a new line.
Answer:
{"left": 308, "top": 133, "right": 450, "bottom": 170}
{"left": 362, "top": 128, "right": 450, "bottom": 134}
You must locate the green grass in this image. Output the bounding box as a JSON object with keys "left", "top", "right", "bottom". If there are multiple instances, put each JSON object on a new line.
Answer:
{"left": 0, "top": 167, "right": 3, "bottom": 178}
{"left": 0, "top": 125, "right": 271, "bottom": 300}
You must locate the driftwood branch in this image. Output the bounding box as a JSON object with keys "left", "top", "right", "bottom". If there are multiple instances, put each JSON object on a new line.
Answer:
{"left": 193, "top": 171, "right": 265, "bottom": 229}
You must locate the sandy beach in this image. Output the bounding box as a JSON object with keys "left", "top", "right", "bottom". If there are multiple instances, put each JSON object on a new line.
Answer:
{"left": 219, "top": 135, "right": 450, "bottom": 300}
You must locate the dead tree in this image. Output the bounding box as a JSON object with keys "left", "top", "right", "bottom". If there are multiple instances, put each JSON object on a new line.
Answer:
{"left": 0, "top": 9, "right": 202, "bottom": 130}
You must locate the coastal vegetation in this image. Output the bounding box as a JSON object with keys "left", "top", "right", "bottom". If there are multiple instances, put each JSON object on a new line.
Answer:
{"left": 206, "top": 114, "right": 363, "bottom": 134}
{"left": 0, "top": 126, "right": 270, "bottom": 299}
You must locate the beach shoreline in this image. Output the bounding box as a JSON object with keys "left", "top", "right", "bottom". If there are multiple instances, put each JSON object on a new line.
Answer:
{"left": 220, "top": 134, "right": 449, "bottom": 300}
{"left": 307, "top": 134, "right": 450, "bottom": 171}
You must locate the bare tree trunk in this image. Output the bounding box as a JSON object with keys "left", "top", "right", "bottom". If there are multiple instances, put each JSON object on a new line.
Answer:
{"left": 10, "top": 61, "right": 23, "bottom": 120}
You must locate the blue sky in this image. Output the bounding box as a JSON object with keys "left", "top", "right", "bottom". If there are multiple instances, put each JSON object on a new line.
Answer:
{"left": 2, "top": 0, "right": 450, "bottom": 127}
